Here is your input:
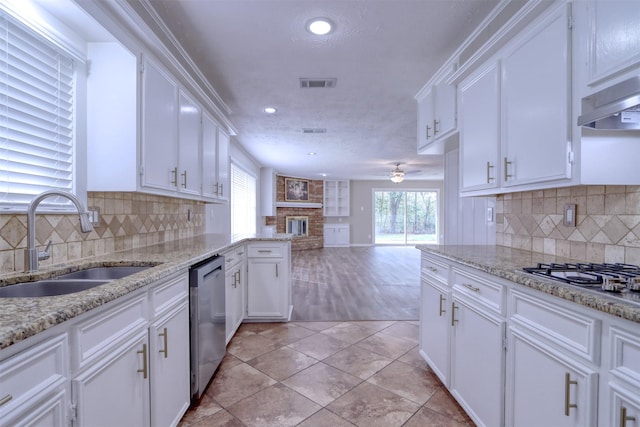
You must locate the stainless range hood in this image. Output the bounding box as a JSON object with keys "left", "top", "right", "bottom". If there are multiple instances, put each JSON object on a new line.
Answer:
{"left": 578, "top": 76, "right": 640, "bottom": 130}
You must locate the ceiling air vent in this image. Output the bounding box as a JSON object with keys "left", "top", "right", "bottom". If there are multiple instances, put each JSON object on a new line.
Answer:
{"left": 302, "top": 128, "right": 327, "bottom": 134}
{"left": 299, "top": 78, "right": 337, "bottom": 88}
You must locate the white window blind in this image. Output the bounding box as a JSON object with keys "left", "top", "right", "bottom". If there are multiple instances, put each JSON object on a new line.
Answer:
{"left": 0, "top": 12, "right": 75, "bottom": 210}
{"left": 230, "top": 162, "right": 256, "bottom": 235}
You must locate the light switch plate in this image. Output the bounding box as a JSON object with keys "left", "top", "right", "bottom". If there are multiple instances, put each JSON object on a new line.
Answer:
{"left": 563, "top": 204, "right": 576, "bottom": 227}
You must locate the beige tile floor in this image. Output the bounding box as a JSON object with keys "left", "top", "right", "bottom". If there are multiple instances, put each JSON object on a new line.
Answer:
{"left": 179, "top": 321, "right": 474, "bottom": 427}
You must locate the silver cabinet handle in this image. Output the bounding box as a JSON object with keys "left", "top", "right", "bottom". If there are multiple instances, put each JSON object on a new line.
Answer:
{"left": 451, "top": 302, "right": 458, "bottom": 326}
{"left": 433, "top": 119, "right": 440, "bottom": 135}
{"left": 487, "top": 162, "right": 494, "bottom": 183}
{"left": 438, "top": 294, "right": 446, "bottom": 316}
{"left": 181, "top": 171, "right": 187, "bottom": 188}
{"left": 171, "top": 167, "right": 178, "bottom": 186}
{"left": 159, "top": 328, "right": 168, "bottom": 358}
{"left": 504, "top": 157, "right": 513, "bottom": 181}
{"left": 621, "top": 406, "right": 636, "bottom": 427}
{"left": 428, "top": 266, "right": 438, "bottom": 273}
{"left": 137, "top": 344, "right": 148, "bottom": 379}
{"left": 463, "top": 283, "right": 480, "bottom": 293}
{"left": 564, "top": 373, "right": 577, "bottom": 416}
{"left": 258, "top": 250, "right": 272, "bottom": 253}
{"left": 425, "top": 124, "right": 431, "bottom": 140}
{"left": 0, "top": 395, "right": 12, "bottom": 406}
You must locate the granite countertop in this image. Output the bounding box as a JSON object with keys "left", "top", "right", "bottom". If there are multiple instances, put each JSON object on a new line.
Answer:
{"left": 416, "top": 245, "right": 640, "bottom": 324}
{"left": 0, "top": 233, "right": 292, "bottom": 350}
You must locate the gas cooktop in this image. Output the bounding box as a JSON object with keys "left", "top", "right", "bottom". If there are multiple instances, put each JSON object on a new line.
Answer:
{"left": 522, "top": 263, "right": 640, "bottom": 305}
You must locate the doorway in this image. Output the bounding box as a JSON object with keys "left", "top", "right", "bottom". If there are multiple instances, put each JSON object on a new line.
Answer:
{"left": 373, "top": 190, "right": 438, "bottom": 245}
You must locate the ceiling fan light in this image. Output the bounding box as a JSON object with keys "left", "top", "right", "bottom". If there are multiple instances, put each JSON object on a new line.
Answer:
{"left": 389, "top": 163, "right": 405, "bottom": 183}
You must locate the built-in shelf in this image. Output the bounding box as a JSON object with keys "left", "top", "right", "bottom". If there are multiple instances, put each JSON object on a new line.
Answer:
{"left": 323, "top": 180, "right": 350, "bottom": 217}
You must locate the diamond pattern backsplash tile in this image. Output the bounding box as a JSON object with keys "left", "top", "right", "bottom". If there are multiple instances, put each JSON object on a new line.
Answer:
{"left": 497, "top": 185, "right": 640, "bottom": 264}
{"left": 0, "top": 192, "right": 205, "bottom": 273}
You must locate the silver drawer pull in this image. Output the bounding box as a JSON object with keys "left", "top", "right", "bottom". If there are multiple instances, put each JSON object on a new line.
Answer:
{"left": 428, "top": 266, "right": 438, "bottom": 273}
{"left": 226, "top": 257, "right": 234, "bottom": 263}
{"left": 258, "top": 250, "right": 272, "bottom": 253}
{"left": 463, "top": 283, "right": 480, "bottom": 292}
{"left": 237, "top": 251, "right": 244, "bottom": 256}
{"left": 0, "top": 394, "right": 12, "bottom": 406}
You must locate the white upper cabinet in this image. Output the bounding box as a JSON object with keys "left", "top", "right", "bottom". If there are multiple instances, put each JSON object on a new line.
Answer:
{"left": 459, "top": 60, "right": 501, "bottom": 192}
{"left": 177, "top": 90, "right": 203, "bottom": 196}
{"left": 141, "top": 57, "right": 179, "bottom": 192}
{"left": 582, "top": 0, "right": 640, "bottom": 90}
{"left": 201, "top": 112, "right": 219, "bottom": 199}
{"left": 323, "top": 180, "right": 350, "bottom": 217}
{"left": 416, "top": 63, "right": 457, "bottom": 154}
{"left": 501, "top": 4, "right": 572, "bottom": 187}
{"left": 457, "top": 2, "right": 574, "bottom": 196}
{"left": 216, "top": 128, "right": 230, "bottom": 202}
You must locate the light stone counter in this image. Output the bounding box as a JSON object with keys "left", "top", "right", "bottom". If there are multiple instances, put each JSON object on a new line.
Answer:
{"left": 0, "top": 233, "right": 292, "bottom": 350}
{"left": 416, "top": 245, "right": 640, "bottom": 324}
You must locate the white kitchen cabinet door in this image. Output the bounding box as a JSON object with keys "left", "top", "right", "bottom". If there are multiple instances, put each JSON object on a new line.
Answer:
{"left": 608, "top": 383, "right": 640, "bottom": 427}
{"left": 178, "top": 90, "right": 202, "bottom": 197}
{"left": 501, "top": 3, "right": 572, "bottom": 187}
{"left": 3, "top": 388, "right": 68, "bottom": 427}
{"left": 324, "top": 224, "right": 349, "bottom": 247}
{"left": 225, "top": 254, "right": 245, "bottom": 344}
{"left": 459, "top": 60, "right": 501, "bottom": 192}
{"left": 216, "top": 128, "right": 230, "bottom": 202}
{"left": 433, "top": 76, "right": 456, "bottom": 140}
{"left": 419, "top": 280, "right": 451, "bottom": 387}
{"left": 201, "top": 112, "right": 219, "bottom": 199}
{"left": 506, "top": 327, "right": 598, "bottom": 427}
{"left": 585, "top": 0, "right": 640, "bottom": 86}
{"left": 149, "top": 302, "right": 190, "bottom": 427}
{"left": 141, "top": 57, "right": 178, "bottom": 192}
{"left": 247, "top": 259, "right": 287, "bottom": 318}
{"left": 72, "top": 331, "right": 150, "bottom": 427}
{"left": 417, "top": 88, "right": 435, "bottom": 152}
{"left": 450, "top": 295, "right": 505, "bottom": 427}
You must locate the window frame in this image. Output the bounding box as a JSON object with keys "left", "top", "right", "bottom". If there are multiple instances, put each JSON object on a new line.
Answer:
{"left": 230, "top": 161, "right": 257, "bottom": 235}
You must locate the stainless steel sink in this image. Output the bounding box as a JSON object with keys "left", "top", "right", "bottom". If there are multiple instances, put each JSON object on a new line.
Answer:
{"left": 0, "top": 266, "right": 152, "bottom": 298}
{"left": 55, "top": 266, "right": 150, "bottom": 280}
{"left": 0, "top": 279, "right": 109, "bottom": 298}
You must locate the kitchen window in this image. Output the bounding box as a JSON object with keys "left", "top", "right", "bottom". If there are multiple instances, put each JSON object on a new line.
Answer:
{"left": 230, "top": 162, "right": 256, "bottom": 235}
{"left": 0, "top": 3, "right": 84, "bottom": 212}
{"left": 374, "top": 189, "right": 439, "bottom": 245}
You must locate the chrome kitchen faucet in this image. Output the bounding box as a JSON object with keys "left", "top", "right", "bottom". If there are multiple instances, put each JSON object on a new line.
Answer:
{"left": 24, "top": 190, "right": 94, "bottom": 272}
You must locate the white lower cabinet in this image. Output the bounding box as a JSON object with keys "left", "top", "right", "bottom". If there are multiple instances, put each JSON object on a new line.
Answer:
{"left": 608, "top": 383, "right": 640, "bottom": 427}
{"left": 450, "top": 293, "right": 505, "bottom": 427}
{"left": 324, "top": 224, "right": 350, "bottom": 247}
{"left": 0, "top": 334, "right": 69, "bottom": 427}
{"left": 149, "top": 301, "right": 190, "bottom": 427}
{"left": 246, "top": 242, "right": 291, "bottom": 320}
{"left": 605, "top": 324, "right": 640, "bottom": 427}
{"left": 73, "top": 330, "right": 150, "bottom": 427}
{"left": 223, "top": 245, "right": 246, "bottom": 344}
{"left": 419, "top": 279, "right": 450, "bottom": 386}
{"left": 506, "top": 327, "right": 598, "bottom": 427}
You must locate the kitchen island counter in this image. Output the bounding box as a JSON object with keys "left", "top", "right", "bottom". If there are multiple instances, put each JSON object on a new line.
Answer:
{"left": 416, "top": 244, "right": 640, "bottom": 323}
{"left": 0, "top": 233, "right": 292, "bottom": 350}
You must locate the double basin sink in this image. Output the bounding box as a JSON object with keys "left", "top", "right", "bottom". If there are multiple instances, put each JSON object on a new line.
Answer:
{"left": 0, "top": 266, "right": 151, "bottom": 298}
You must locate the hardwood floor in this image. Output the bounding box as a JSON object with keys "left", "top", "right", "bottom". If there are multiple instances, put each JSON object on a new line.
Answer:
{"left": 290, "top": 246, "right": 421, "bottom": 321}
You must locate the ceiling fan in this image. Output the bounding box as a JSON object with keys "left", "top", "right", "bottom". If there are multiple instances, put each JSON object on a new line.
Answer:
{"left": 389, "top": 162, "right": 422, "bottom": 183}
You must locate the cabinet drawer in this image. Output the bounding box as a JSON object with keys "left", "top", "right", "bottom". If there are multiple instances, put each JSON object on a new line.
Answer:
{"left": 609, "top": 326, "right": 640, "bottom": 389}
{"left": 0, "top": 334, "right": 67, "bottom": 413}
{"left": 452, "top": 268, "right": 504, "bottom": 313}
{"left": 247, "top": 244, "right": 283, "bottom": 258}
{"left": 74, "top": 294, "right": 147, "bottom": 369}
{"left": 151, "top": 272, "right": 188, "bottom": 317}
{"left": 223, "top": 245, "right": 246, "bottom": 269}
{"left": 421, "top": 254, "right": 449, "bottom": 284}
{"left": 509, "top": 289, "right": 600, "bottom": 364}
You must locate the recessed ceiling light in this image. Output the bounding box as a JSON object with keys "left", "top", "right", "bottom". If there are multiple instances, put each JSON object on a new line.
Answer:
{"left": 308, "top": 152, "right": 317, "bottom": 156}
{"left": 264, "top": 107, "right": 277, "bottom": 114}
{"left": 307, "top": 18, "right": 333, "bottom": 35}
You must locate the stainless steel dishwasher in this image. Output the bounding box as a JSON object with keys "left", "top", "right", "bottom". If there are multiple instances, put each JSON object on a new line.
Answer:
{"left": 189, "top": 255, "right": 226, "bottom": 402}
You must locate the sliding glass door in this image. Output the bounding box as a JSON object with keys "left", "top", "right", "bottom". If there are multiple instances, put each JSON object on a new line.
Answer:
{"left": 374, "top": 190, "right": 438, "bottom": 244}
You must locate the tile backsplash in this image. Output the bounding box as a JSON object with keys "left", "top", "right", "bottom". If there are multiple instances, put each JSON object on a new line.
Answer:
{"left": 0, "top": 192, "right": 205, "bottom": 273}
{"left": 496, "top": 185, "right": 640, "bottom": 264}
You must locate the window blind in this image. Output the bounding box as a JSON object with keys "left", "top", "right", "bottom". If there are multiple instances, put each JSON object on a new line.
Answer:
{"left": 0, "top": 12, "right": 75, "bottom": 210}
{"left": 230, "top": 162, "right": 256, "bottom": 235}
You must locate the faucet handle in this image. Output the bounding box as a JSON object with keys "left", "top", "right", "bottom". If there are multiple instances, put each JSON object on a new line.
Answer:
{"left": 38, "top": 240, "right": 53, "bottom": 261}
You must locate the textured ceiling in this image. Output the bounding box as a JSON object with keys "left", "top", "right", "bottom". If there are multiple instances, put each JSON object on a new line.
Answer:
{"left": 147, "top": 0, "right": 500, "bottom": 181}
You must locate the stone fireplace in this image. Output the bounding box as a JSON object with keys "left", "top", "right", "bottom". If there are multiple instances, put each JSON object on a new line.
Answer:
{"left": 265, "top": 176, "right": 324, "bottom": 250}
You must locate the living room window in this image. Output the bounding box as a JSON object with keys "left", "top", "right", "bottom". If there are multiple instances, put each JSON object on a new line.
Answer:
{"left": 0, "top": 5, "right": 81, "bottom": 211}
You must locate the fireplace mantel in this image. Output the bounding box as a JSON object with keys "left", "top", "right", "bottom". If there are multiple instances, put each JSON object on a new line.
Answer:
{"left": 276, "top": 202, "right": 323, "bottom": 208}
